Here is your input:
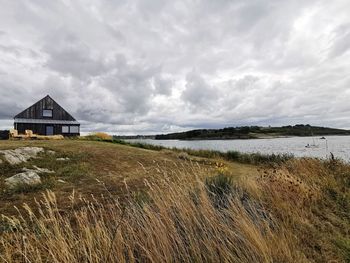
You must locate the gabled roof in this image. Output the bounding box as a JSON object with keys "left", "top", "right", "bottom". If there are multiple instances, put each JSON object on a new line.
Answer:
{"left": 14, "top": 95, "right": 78, "bottom": 122}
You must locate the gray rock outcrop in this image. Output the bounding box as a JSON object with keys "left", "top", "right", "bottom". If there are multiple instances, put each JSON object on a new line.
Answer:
{"left": 4, "top": 166, "right": 54, "bottom": 189}
{"left": 5, "top": 171, "right": 42, "bottom": 188}
{"left": 22, "top": 166, "right": 54, "bottom": 174}
{"left": 0, "top": 147, "right": 44, "bottom": 165}
{"left": 57, "top": 157, "right": 70, "bottom": 161}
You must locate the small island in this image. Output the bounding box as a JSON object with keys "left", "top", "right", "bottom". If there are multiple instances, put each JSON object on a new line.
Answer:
{"left": 154, "top": 124, "right": 350, "bottom": 140}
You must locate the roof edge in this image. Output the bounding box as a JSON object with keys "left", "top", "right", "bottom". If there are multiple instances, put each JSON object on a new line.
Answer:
{"left": 14, "top": 118, "right": 80, "bottom": 125}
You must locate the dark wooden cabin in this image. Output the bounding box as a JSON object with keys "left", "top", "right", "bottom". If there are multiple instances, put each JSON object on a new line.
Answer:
{"left": 14, "top": 95, "right": 80, "bottom": 136}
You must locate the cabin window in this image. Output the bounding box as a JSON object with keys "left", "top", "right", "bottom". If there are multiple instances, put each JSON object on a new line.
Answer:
{"left": 69, "top": 126, "right": 79, "bottom": 133}
{"left": 43, "top": 109, "right": 53, "bottom": 117}
{"left": 62, "top": 126, "right": 69, "bottom": 133}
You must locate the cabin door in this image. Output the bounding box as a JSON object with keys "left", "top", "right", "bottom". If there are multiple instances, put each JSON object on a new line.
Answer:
{"left": 46, "top": 126, "right": 54, "bottom": 136}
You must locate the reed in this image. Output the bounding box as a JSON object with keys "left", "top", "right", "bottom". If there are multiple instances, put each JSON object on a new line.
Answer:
{"left": 1, "top": 157, "right": 349, "bottom": 262}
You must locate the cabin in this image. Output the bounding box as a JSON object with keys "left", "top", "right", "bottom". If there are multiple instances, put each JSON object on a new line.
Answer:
{"left": 14, "top": 95, "right": 80, "bottom": 136}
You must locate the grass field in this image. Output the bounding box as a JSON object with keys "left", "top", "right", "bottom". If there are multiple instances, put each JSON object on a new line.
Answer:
{"left": 0, "top": 140, "right": 257, "bottom": 215}
{"left": 0, "top": 139, "right": 349, "bottom": 262}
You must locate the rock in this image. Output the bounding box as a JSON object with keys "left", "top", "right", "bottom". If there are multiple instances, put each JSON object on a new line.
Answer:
{"left": 177, "top": 152, "right": 190, "bottom": 160}
{"left": 57, "top": 179, "right": 66, "bottom": 183}
{"left": 0, "top": 159, "right": 3, "bottom": 164}
{"left": 5, "top": 171, "right": 41, "bottom": 188}
{"left": 47, "top": 150, "right": 56, "bottom": 155}
{"left": 57, "top": 157, "right": 70, "bottom": 161}
{"left": 0, "top": 147, "right": 44, "bottom": 165}
{"left": 22, "top": 166, "right": 54, "bottom": 174}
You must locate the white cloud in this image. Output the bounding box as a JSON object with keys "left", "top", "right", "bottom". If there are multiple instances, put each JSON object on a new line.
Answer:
{"left": 0, "top": 0, "right": 349, "bottom": 134}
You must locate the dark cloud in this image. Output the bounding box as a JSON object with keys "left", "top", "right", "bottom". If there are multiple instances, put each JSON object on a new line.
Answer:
{"left": 0, "top": 0, "right": 350, "bottom": 133}
{"left": 43, "top": 31, "right": 108, "bottom": 79}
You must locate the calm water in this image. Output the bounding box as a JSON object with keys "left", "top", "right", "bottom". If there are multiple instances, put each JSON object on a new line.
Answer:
{"left": 128, "top": 135, "right": 350, "bottom": 162}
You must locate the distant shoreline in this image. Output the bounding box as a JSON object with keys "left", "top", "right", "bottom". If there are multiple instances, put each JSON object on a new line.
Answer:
{"left": 152, "top": 125, "right": 350, "bottom": 141}
{"left": 114, "top": 125, "right": 350, "bottom": 141}
{"left": 122, "top": 134, "right": 350, "bottom": 141}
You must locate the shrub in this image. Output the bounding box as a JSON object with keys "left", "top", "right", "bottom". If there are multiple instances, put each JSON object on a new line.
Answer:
{"left": 226, "top": 150, "right": 241, "bottom": 160}
{"left": 205, "top": 173, "right": 234, "bottom": 208}
{"left": 84, "top": 132, "right": 113, "bottom": 141}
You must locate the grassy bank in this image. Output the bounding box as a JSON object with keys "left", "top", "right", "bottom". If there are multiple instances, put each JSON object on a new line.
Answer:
{"left": 0, "top": 139, "right": 255, "bottom": 215}
{"left": 82, "top": 135, "right": 294, "bottom": 165}
{"left": 0, "top": 139, "right": 349, "bottom": 262}
{"left": 1, "top": 156, "right": 349, "bottom": 262}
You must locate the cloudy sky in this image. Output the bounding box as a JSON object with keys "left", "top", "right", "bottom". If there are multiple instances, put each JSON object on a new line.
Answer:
{"left": 0, "top": 0, "right": 350, "bottom": 134}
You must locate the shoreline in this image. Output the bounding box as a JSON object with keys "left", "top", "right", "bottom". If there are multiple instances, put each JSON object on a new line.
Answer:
{"left": 150, "top": 134, "right": 350, "bottom": 141}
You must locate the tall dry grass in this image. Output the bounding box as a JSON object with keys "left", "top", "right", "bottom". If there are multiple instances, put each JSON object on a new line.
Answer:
{"left": 83, "top": 132, "right": 113, "bottom": 141}
{"left": 1, "top": 158, "right": 349, "bottom": 262}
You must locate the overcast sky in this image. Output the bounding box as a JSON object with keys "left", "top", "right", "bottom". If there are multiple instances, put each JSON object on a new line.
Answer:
{"left": 0, "top": 0, "right": 350, "bottom": 134}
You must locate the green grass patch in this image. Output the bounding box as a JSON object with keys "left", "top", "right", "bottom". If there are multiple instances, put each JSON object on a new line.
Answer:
{"left": 4, "top": 179, "right": 55, "bottom": 195}
{"left": 81, "top": 137, "right": 294, "bottom": 165}
{"left": 0, "top": 148, "right": 92, "bottom": 196}
{"left": 56, "top": 163, "right": 90, "bottom": 183}
{"left": 205, "top": 173, "right": 234, "bottom": 208}
{"left": 335, "top": 237, "right": 350, "bottom": 262}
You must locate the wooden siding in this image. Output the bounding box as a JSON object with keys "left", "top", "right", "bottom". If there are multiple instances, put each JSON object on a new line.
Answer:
{"left": 15, "top": 95, "right": 76, "bottom": 121}
{"left": 15, "top": 123, "right": 79, "bottom": 136}
{"left": 0, "top": 130, "right": 9, "bottom": 140}
{"left": 14, "top": 95, "right": 80, "bottom": 136}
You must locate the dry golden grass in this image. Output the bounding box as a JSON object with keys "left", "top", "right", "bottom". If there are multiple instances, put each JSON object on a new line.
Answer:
{"left": 0, "top": 170, "right": 304, "bottom": 263}
{"left": 0, "top": 140, "right": 256, "bottom": 215}
{"left": 0, "top": 140, "right": 349, "bottom": 262}
{"left": 85, "top": 132, "right": 113, "bottom": 141}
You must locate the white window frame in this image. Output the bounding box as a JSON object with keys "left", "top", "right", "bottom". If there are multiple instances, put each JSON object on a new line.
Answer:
{"left": 69, "top": 126, "right": 79, "bottom": 133}
{"left": 43, "top": 109, "right": 53, "bottom": 117}
{"left": 62, "top": 126, "right": 69, "bottom": 133}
